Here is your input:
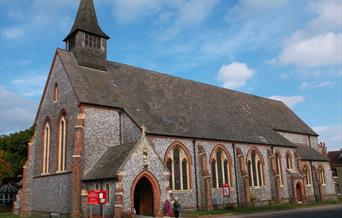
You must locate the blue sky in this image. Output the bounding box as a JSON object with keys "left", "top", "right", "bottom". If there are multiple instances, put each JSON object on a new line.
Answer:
{"left": 0, "top": 0, "right": 341, "bottom": 150}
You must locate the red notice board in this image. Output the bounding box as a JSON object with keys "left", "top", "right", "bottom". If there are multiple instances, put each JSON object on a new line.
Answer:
{"left": 222, "top": 184, "right": 230, "bottom": 197}
{"left": 88, "top": 190, "right": 107, "bottom": 205}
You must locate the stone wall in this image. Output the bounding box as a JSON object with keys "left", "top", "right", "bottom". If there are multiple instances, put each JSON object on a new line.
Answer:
{"left": 81, "top": 180, "right": 116, "bottom": 217}
{"left": 29, "top": 54, "right": 79, "bottom": 214}
{"left": 120, "top": 137, "right": 169, "bottom": 214}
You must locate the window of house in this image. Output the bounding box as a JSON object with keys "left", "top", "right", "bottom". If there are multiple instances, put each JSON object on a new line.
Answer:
{"left": 286, "top": 152, "right": 293, "bottom": 169}
{"left": 42, "top": 120, "right": 51, "bottom": 174}
{"left": 165, "top": 143, "right": 191, "bottom": 191}
{"left": 318, "top": 165, "right": 326, "bottom": 184}
{"left": 57, "top": 113, "right": 67, "bottom": 172}
{"left": 275, "top": 152, "right": 284, "bottom": 186}
{"left": 303, "top": 165, "right": 311, "bottom": 185}
{"left": 53, "top": 83, "right": 59, "bottom": 103}
{"left": 85, "top": 33, "right": 101, "bottom": 49}
{"left": 210, "top": 146, "right": 232, "bottom": 189}
{"left": 247, "top": 149, "right": 265, "bottom": 187}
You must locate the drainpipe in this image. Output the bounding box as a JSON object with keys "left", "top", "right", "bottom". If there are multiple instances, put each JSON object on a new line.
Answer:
{"left": 232, "top": 143, "right": 240, "bottom": 208}
{"left": 192, "top": 139, "right": 199, "bottom": 211}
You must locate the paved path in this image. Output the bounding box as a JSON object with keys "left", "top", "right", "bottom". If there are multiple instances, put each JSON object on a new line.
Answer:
{"left": 216, "top": 204, "right": 342, "bottom": 218}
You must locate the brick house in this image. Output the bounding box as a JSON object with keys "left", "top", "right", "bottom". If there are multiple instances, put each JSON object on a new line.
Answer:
{"left": 18, "top": 0, "right": 337, "bottom": 217}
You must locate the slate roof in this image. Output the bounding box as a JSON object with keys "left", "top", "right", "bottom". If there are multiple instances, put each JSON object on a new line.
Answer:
{"left": 297, "top": 146, "right": 329, "bottom": 162}
{"left": 83, "top": 142, "right": 136, "bottom": 181}
{"left": 64, "top": 0, "right": 109, "bottom": 41}
{"left": 57, "top": 49, "right": 318, "bottom": 147}
{"left": 0, "top": 184, "right": 17, "bottom": 194}
{"left": 328, "top": 151, "right": 342, "bottom": 166}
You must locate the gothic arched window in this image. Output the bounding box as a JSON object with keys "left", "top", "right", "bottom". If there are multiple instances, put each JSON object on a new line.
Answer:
{"left": 247, "top": 148, "right": 264, "bottom": 187}
{"left": 53, "top": 83, "right": 59, "bottom": 103}
{"left": 275, "top": 152, "right": 284, "bottom": 186}
{"left": 318, "top": 165, "right": 326, "bottom": 184}
{"left": 57, "top": 112, "right": 67, "bottom": 172}
{"left": 303, "top": 164, "right": 311, "bottom": 185}
{"left": 210, "top": 145, "right": 232, "bottom": 188}
{"left": 286, "top": 152, "right": 293, "bottom": 169}
{"left": 42, "top": 119, "right": 51, "bottom": 174}
{"left": 165, "top": 143, "right": 191, "bottom": 190}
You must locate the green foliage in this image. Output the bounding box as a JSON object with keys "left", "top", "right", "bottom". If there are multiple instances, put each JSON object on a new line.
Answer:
{"left": 0, "top": 127, "right": 34, "bottom": 184}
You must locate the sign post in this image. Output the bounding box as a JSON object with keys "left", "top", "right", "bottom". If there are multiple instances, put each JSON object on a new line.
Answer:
{"left": 87, "top": 190, "right": 107, "bottom": 218}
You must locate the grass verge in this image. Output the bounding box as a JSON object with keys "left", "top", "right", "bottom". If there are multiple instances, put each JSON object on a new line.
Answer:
{"left": 187, "top": 199, "right": 342, "bottom": 217}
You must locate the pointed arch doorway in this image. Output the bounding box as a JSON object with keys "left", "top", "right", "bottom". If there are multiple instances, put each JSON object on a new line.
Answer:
{"left": 131, "top": 170, "right": 161, "bottom": 217}
{"left": 134, "top": 177, "right": 154, "bottom": 216}
{"left": 296, "top": 182, "right": 303, "bottom": 203}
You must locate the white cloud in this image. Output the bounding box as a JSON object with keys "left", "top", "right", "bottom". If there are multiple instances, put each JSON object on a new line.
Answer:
{"left": 217, "top": 62, "right": 255, "bottom": 89}
{"left": 299, "top": 81, "right": 333, "bottom": 90}
{"left": 278, "top": 33, "right": 342, "bottom": 67}
{"left": 0, "top": 87, "right": 38, "bottom": 134}
{"left": 112, "top": 0, "right": 218, "bottom": 38}
{"left": 227, "top": 0, "right": 288, "bottom": 20}
{"left": 313, "top": 125, "right": 342, "bottom": 151}
{"left": 112, "top": 0, "right": 165, "bottom": 23}
{"left": 11, "top": 75, "right": 46, "bottom": 97}
{"left": 175, "top": 0, "right": 218, "bottom": 26}
{"left": 269, "top": 95, "right": 305, "bottom": 108}
{"left": 1, "top": 27, "right": 24, "bottom": 39}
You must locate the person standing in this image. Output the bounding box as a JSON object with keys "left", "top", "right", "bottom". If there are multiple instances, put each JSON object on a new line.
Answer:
{"left": 173, "top": 197, "right": 181, "bottom": 218}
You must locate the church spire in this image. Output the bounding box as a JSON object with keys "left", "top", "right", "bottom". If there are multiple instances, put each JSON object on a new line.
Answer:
{"left": 64, "top": 0, "right": 109, "bottom": 41}
{"left": 64, "top": 0, "right": 110, "bottom": 70}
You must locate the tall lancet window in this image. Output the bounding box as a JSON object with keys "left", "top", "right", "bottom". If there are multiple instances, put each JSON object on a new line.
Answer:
{"left": 247, "top": 148, "right": 265, "bottom": 187}
{"left": 57, "top": 112, "right": 67, "bottom": 172}
{"left": 165, "top": 143, "right": 191, "bottom": 190}
{"left": 210, "top": 145, "right": 232, "bottom": 188}
{"left": 275, "top": 152, "right": 284, "bottom": 186}
{"left": 286, "top": 152, "right": 293, "bottom": 169}
{"left": 318, "top": 165, "right": 326, "bottom": 184}
{"left": 42, "top": 120, "right": 51, "bottom": 174}
{"left": 303, "top": 164, "right": 311, "bottom": 185}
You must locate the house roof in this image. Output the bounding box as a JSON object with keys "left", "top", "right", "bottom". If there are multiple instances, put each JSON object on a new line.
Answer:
{"left": 328, "top": 150, "right": 342, "bottom": 166}
{"left": 64, "top": 0, "right": 109, "bottom": 41}
{"left": 83, "top": 142, "right": 136, "bottom": 181}
{"left": 0, "top": 183, "right": 17, "bottom": 194}
{"left": 57, "top": 49, "right": 318, "bottom": 147}
{"left": 297, "top": 146, "right": 329, "bottom": 162}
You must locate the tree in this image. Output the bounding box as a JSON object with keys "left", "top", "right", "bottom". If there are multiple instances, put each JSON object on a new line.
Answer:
{"left": 0, "top": 127, "right": 34, "bottom": 184}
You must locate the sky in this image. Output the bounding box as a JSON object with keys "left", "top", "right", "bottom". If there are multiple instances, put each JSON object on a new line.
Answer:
{"left": 0, "top": 0, "right": 341, "bottom": 151}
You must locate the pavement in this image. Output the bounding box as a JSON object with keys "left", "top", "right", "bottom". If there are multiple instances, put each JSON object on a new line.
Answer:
{"left": 207, "top": 204, "right": 342, "bottom": 218}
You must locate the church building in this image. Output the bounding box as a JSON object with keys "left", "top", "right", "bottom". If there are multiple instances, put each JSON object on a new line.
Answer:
{"left": 18, "top": 0, "right": 337, "bottom": 217}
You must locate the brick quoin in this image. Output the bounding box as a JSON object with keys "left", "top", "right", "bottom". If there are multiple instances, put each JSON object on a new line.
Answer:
{"left": 71, "top": 112, "right": 86, "bottom": 217}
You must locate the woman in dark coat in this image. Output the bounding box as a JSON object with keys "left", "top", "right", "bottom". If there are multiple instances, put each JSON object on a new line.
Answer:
{"left": 173, "top": 197, "right": 181, "bottom": 218}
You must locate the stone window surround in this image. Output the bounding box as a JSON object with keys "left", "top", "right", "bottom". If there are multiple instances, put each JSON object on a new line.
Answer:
{"left": 318, "top": 165, "right": 326, "bottom": 185}
{"left": 41, "top": 118, "right": 51, "bottom": 175}
{"left": 302, "top": 164, "right": 312, "bottom": 186}
{"left": 246, "top": 147, "right": 265, "bottom": 187}
{"left": 209, "top": 144, "right": 233, "bottom": 189}
{"left": 275, "top": 150, "right": 284, "bottom": 187}
{"left": 56, "top": 110, "right": 68, "bottom": 173}
{"left": 164, "top": 141, "right": 192, "bottom": 191}
{"left": 53, "top": 83, "right": 59, "bottom": 103}
{"left": 285, "top": 151, "right": 293, "bottom": 169}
